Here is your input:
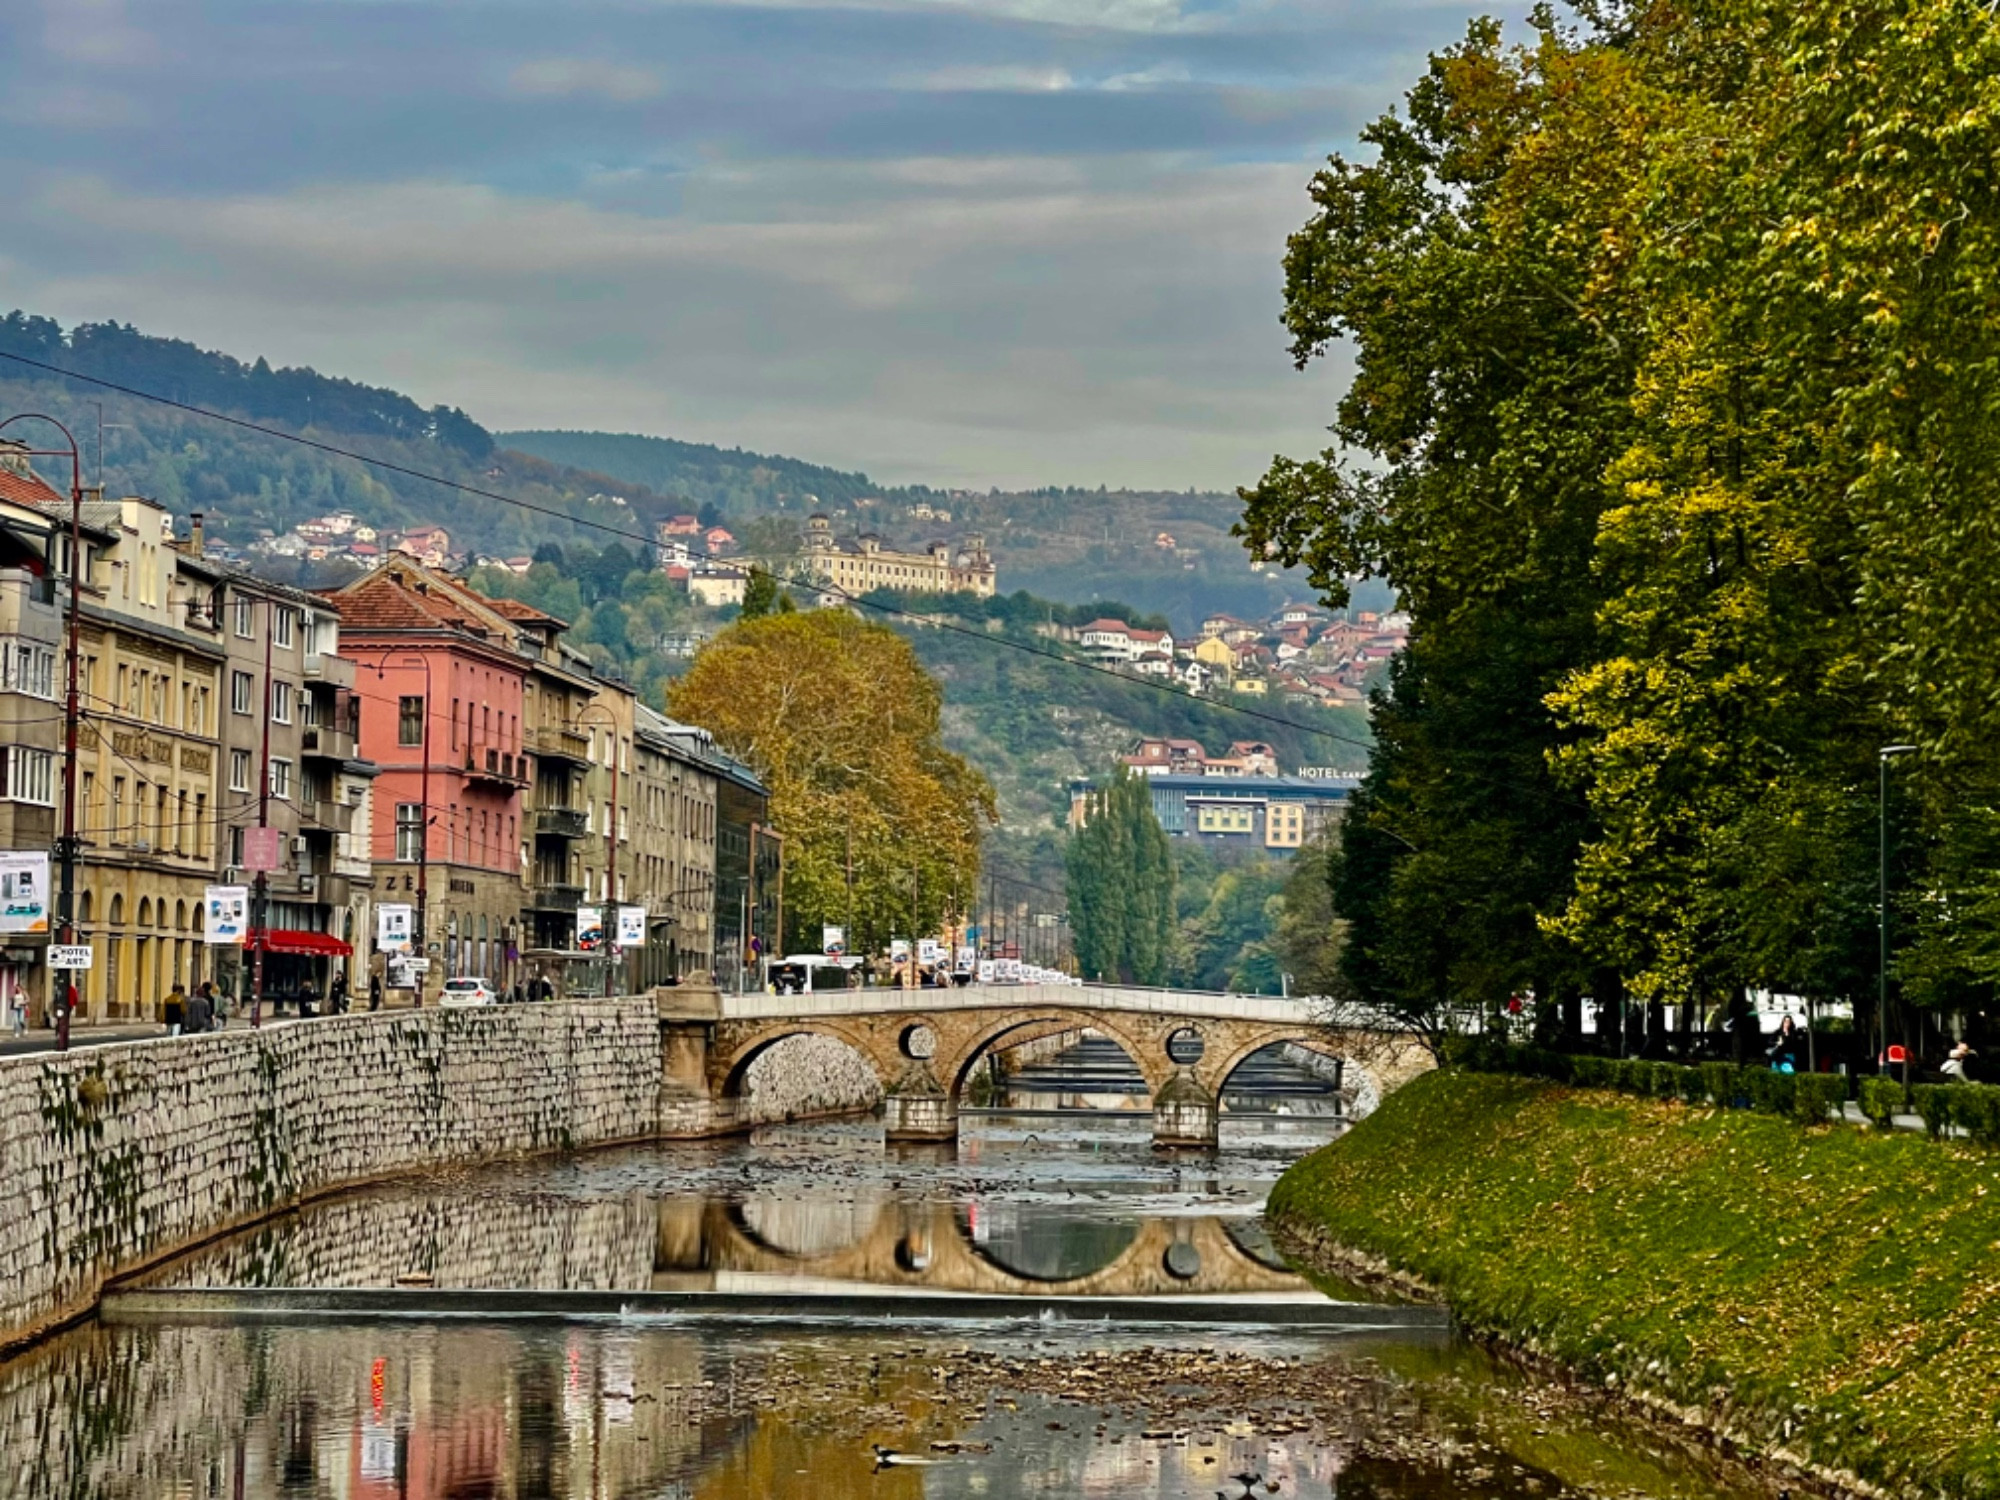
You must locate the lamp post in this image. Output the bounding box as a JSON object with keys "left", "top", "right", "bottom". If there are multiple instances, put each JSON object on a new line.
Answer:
{"left": 369, "top": 652, "right": 433, "bottom": 1006}
{"left": 576, "top": 704, "right": 622, "bottom": 998}
{"left": 1, "top": 415, "right": 85, "bottom": 1051}
{"left": 1880, "top": 744, "right": 1917, "bottom": 1081}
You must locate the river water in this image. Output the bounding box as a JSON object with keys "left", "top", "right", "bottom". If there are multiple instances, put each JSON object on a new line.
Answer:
{"left": 0, "top": 1044, "right": 1761, "bottom": 1500}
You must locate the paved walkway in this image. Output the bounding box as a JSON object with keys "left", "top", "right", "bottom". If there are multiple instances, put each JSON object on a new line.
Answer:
{"left": 0, "top": 1002, "right": 424, "bottom": 1058}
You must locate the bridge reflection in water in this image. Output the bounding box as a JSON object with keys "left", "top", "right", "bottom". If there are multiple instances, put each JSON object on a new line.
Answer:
{"left": 655, "top": 1196, "right": 1305, "bottom": 1299}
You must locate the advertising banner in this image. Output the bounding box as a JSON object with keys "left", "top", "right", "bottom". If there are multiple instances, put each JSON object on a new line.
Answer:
{"left": 0, "top": 851, "right": 50, "bottom": 935}
{"left": 955, "top": 945, "right": 976, "bottom": 971}
{"left": 917, "top": 938, "right": 942, "bottom": 965}
{"left": 616, "top": 905, "right": 647, "bottom": 948}
{"left": 976, "top": 959, "right": 996, "bottom": 984}
{"left": 890, "top": 939, "right": 910, "bottom": 962}
{"left": 376, "top": 903, "right": 413, "bottom": 954}
{"left": 204, "top": 885, "right": 250, "bottom": 945}
{"left": 577, "top": 905, "right": 605, "bottom": 952}
{"left": 998, "top": 958, "right": 1021, "bottom": 982}
{"left": 822, "top": 924, "right": 846, "bottom": 957}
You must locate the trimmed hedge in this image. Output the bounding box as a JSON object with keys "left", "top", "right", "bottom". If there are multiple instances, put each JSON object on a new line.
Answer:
{"left": 1465, "top": 1042, "right": 2000, "bottom": 1143}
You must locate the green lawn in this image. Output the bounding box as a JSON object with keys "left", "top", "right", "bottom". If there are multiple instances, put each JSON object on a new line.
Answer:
{"left": 1270, "top": 1070, "right": 2000, "bottom": 1497}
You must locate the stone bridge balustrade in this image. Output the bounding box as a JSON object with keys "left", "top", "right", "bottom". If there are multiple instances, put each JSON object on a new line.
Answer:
{"left": 656, "top": 982, "right": 1435, "bottom": 1147}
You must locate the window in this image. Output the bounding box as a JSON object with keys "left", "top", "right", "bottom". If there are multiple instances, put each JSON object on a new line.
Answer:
{"left": 231, "top": 671, "right": 253, "bottom": 715}
{"left": 618, "top": 804, "right": 629, "bottom": 842}
{"left": 300, "top": 690, "right": 318, "bottom": 728}
{"left": 396, "top": 802, "right": 424, "bottom": 861}
{"left": 194, "top": 793, "right": 207, "bottom": 857}
{"left": 273, "top": 606, "right": 293, "bottom": 648}
{"left": 230, "top": 825, "right": 244, "bottom": 866}
{"left": 268, "top": 758, "right": 292, "bottom": 801}
{"left": 110, "top": 778, "right": 125, "bottom": 842}
{"left": 270, "top": 679, "right": 292, "bottom": 724}
{"left": 233, "top": 597, "right": 255, "bottom": 638}
{"left": 0, "top": 747, "right": 55, "bottom": 806}
{"left": 229, "top": 749, "right": 251, "bottom": 792}
{"left": 398, "top": 696, "right": 424, "bottom": 746}
{"left": 0, "top": 640, "right": 55, "bottom": 699}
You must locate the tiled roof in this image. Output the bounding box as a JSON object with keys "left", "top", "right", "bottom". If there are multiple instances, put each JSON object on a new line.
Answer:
{"left": 0, "top": 467, "right": 66, "bottom": 510}
{"left": 484, "top": 596, "right": 564, "bottom": 626}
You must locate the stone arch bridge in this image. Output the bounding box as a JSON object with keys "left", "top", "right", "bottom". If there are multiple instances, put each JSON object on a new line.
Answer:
{"left": 658, "top": 983, "right": 1432, "bottom": 1147}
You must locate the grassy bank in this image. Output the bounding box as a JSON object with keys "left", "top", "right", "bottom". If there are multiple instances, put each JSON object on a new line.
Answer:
{"left": 1268, "top": 1070, "right": 2000, "bottom": 1498}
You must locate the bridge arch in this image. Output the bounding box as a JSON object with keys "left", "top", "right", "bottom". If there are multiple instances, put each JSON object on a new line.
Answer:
{"left": 1206, "top": 1030, "right": 1384, "bottom": 1118}
{"left": 712, "top": 1021, "right": 886, "bottom": 1101}
{"left": 940, "top": 1009, "right": 1168, "bottom": 1104}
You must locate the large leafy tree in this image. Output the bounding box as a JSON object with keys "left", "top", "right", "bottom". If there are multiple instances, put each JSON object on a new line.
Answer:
{"left": 1240, "top": 16, "right": 1650, "bottom": 1031}
{"left": 668, "top": 610, "right": 995, "bottom": 955}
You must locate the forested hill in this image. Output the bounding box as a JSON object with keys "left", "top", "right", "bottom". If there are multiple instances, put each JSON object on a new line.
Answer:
{"left": 503, "top": 429, "right": 920, "bottom": 513}
{"left": 0, "top": 313, "right": 492, "bottom": 458}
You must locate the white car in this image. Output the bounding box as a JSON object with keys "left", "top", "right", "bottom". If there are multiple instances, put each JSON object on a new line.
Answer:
{"left": 440, "top": 977, "right": 499, "bottom": 1008}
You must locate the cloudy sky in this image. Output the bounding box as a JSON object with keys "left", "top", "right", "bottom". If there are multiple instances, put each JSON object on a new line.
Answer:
{"left": 2, "top": 0, "right": 1513, "bottom": 490}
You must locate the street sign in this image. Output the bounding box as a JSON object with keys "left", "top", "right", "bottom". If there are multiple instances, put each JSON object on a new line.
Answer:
{"left": 243, "top": 825, "right": 283, "bottom": 874}
{"left": 204, "top": 886, "right": 249, "bottom": 944}
{"left": 403, "top": 957, "right": 431, "bottom": 974}
{"left": 49, "top": 945, "right": 92, "bottom": 970}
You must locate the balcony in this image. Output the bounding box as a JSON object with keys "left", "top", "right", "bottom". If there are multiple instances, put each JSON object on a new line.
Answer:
{"left": 302, "top": 798, "right": 355, "bottom": 835}
{"left": 464, "top": 746, "right": 529, "bottom": 790}
{"left": 528, "top": 723, "right": 591, "bottom": 766}
{"left": 532, "top": 806, "right": 588, "bottom": 840}
{"left": 301, "top": 725, "right": 357, "bottom": 762}
{"left": 530, "top": 882, "right": 582, "bottom": 912}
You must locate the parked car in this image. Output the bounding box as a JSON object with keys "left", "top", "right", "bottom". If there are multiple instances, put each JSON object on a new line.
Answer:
{"left": 440, "top": 977, "right": 499, "bottom": 1008}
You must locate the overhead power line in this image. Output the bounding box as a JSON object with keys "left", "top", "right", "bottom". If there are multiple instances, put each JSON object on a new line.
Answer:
{"left": 0, "top": 346, "right": 1377, "bottom": 755}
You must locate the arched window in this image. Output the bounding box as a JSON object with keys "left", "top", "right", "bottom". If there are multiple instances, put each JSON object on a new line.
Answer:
{"left": 137, "top": 896, "right": 152, "bottom": 927}
{"left": 110, "top": 893, "right": 125, "bottom": 926}
{"left": 174, "top": 899, "right": 187, "bottom": 931}
{"left": 80, "top": 890, "right": 93, "bottom": 925}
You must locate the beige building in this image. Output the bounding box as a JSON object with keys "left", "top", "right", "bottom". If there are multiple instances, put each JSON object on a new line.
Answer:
{"left": 799, "top": 513, "right": 995, "bottom": 599}
{"left": 53, "top": 496, "right": 225, "bottom": 1022}
{"left": 632, "top": 704, "right": 720, "bottom": 984}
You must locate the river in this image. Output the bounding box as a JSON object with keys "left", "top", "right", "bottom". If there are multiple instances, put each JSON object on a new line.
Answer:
{"left": 0, "top": 1041, "right": 1763, "bottom": 1500}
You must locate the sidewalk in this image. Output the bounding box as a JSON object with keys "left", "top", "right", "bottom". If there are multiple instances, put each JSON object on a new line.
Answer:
{"left": 0, "top": 1001, "right": 424, "bottom": 1058}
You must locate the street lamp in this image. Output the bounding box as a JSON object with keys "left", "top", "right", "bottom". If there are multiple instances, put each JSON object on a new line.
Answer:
{"left": 0, "top": 415, "right": 85, "bottom": 1051}
{"left": 1880, "top": 744, "right": 1917, "bottom": 1081}
{"left": 366, "top": 652, "right": 434, "bottom": 1006}
{"left": 575, "top": 703, "right": 622, "bottom": 999}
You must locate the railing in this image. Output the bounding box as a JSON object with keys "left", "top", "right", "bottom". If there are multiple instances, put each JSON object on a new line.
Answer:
{"left": 303, "top": 798, "right": 355, "bottom": 834}
{"left": 531, "top": 882, "right": 583, "bottom": 911}
{"left": 463, "top": 747, "right": 527, "bottom": 784}
{"left": 532, "top": 807, "right": 589, "bottom": 839}
{"left": 301, "top": 725, "right": 357, "bottom": 761}
{"left": 528, "top": 724, "right": 591, "bottom": 762}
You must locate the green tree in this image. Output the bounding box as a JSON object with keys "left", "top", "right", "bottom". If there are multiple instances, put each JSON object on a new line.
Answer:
{"left": 739, "top": 568, "right": 781, "bottom": 620}
{"left": 1066, "top": 768, "right": 1174, "bottom": 983}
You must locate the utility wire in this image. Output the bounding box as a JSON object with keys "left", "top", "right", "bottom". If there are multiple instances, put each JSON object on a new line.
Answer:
{"left": 0, "top": 347, "right": 1376, "bottom": 757}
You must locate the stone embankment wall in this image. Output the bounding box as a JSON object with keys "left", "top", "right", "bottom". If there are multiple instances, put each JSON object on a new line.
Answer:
{"left": 0, "top": 999, "right": 661, "bottom": 1351}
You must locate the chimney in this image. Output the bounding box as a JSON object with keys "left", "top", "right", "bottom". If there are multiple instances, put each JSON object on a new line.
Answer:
{"left": 189, "top": 512, "right": 204, "bottom": 558}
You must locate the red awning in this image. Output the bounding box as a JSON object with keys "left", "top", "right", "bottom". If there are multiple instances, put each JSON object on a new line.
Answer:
{"left": 259, "top": 929, "right": 352, "bottom": 957}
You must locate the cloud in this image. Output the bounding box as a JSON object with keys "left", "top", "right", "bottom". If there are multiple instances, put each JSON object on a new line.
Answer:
{"left": 509, "top": 58, "right": 665, "bottom": 102}
{"left": 14, "top": 156, "right": 1343, "bottom": 488}
{"left": 905, "top": 64, "right": 1076, "bottom": 91}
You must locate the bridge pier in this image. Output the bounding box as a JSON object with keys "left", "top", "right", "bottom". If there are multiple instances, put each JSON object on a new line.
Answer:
{"left": 1151, "top": 1069, "right": 1219, "bottom": 1149}
{"left": 882, "top": 1060, "right": 957, "bottom": 1142}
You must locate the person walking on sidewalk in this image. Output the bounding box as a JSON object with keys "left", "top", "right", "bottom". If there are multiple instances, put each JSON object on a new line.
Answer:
{"left": 368, "top": 971, "right": 383, "bottom": 1011}
{"left": 164, "top": 982, "right": 186, "bottom": 1038}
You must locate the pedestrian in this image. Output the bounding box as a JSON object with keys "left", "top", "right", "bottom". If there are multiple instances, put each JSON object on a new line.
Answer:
{"left": 511, "top": 980, "right": 525, "bottom": 1006}
{"left": 6, "top": 983, "right": 24, "bottom": 1039}
{"left": 185, "top": 984, "right": 212, "bottom": 1035}
{"left": 1768, "top": 1014, "right": 1804, "bottom": 1073}
{"left": 164, "top": 981, "right": 186, "bottom": 1038}
{"left": 1943, "top": 1041, "right": 1978, "bottom": 1083}
{"left": 367, "top": 971, "right": 383, "bottom": 1011}
{"left": 298, "top": 975, "right": 319, "bottom": 1018}
{"left": 329, "top": 970, "right": 348, "bottom": 1015}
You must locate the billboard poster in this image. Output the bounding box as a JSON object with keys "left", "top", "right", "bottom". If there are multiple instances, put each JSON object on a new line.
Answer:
{"left": 204, "top": 886, "right": 250, "bottom": 945}
{"left": 616, "top": 905, "right": 647, "bottom": 948}
{"left": 376, "top": 903, "right": 413, "bottom": 954}
{"left": 998, "top": 958, "right": 1021, "bottom": 982}
{"left": 577, "top": 905, "right": 605, "bottom": 952}
{"left": 955, "top": 945, "right": 976, "bottom": 971}
{"left": 822, "top": 924, "right": 846, "bottom": 957}
{"left": 889, "top": 939, "right": 910, "bottom": 962}
{"left": 977, "top": 960, "right": 996, "bottom": 984}
{"left": 0, "top": 851, "right": 50, "bottom": 935}
{"left": 917, "top": 938, "right": 942, "bottom": 965}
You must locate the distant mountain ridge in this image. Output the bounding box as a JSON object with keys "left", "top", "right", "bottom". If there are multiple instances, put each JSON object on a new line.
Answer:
{"left": 503, "top": 429, "right": 926, "bottom": 513}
